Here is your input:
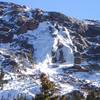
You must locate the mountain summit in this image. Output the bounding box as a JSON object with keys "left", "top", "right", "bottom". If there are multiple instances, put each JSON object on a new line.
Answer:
{"left": 0, "top": 2, "right": 100, "bottom": 100}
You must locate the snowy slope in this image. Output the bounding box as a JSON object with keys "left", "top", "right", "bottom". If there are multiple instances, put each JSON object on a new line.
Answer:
{"left": 0, "top": 1, "right": 100, "bottom": 100}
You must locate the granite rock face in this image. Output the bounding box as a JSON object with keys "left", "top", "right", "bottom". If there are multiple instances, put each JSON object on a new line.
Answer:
{"left": 0, "top": 2, "right": 100, "bottom": 100}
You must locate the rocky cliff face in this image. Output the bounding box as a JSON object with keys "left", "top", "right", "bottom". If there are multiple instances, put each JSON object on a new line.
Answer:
{"left": 0, "top": 2, "right": 100, "bottom": 100}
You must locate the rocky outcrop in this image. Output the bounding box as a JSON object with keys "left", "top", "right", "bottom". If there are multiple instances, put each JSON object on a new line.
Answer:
{"left": 0, "top": 26, "right": 13, "bottom": 43}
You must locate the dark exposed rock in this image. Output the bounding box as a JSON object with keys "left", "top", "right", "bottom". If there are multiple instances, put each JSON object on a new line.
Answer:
{"left": 0, "top": 69, "right": 4, "bottom": 81}
{"left": 74, "top": 58, "right": 81, "bottom": 64}
{"left": 87, "top": 46, "right": 100, "bottom": 54}
{"left": 17, "top": 23, "right": 28, "bottom": 34}
{"left": 85, "top": 24, "right": 100, "bottom": 37}
{"left": 2, "top": 59, "right": 17, "bottom": 68}
{"left": 26, "top": 19, "right": 39, "bottom": 30}
{"left": 88, "top": 64, "right": 100, "bottom": 71}
{"left": 73, "top": 65, "right": 89, "bottom": 72}
{"left": 16, "top": 16, "right": 28, "bottom": 26}
{"left": 31, "top": 9, "right": 44, "bottom": 21}
{"left": 67, "top": 90, "right": 85, "bottom": 100}
{"left": 86, "top": 88, "right": 100, "bottom": 100}
{"left": 0, "top": 26, "right": 14, "bottom": 43}
{"left": 74, "top": 52, "right": 81, "bottom": 57}
{"left": 0, "top": 10, "right": 3, "bottom": 16}
{"left": 11, "top": 4, "right": 25, "bottom": 12}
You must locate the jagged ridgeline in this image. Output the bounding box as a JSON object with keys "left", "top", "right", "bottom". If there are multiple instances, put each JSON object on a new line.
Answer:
{"left": 0, "top": 1, "right": 100, "bottom": 100}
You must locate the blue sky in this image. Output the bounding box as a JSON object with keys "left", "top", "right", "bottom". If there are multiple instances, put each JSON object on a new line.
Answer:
{"left": 0, "top": 0, "right": 100, "bottom": 20}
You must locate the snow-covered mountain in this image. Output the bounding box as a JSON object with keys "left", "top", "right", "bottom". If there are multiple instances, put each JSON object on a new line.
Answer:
{"left": 0, "top": 2, "right": 100, "bottom": 100}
